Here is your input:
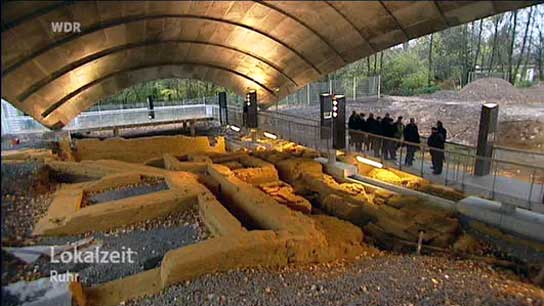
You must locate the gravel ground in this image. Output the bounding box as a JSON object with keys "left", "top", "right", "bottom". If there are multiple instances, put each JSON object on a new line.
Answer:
{"left": 1, "top": 161, "right": 209, "bottom": 287}
{"left": 128, "top": 254, "right": 544, "bottom": 306}
{"left": 1, "top": 161, "right": 57, "bottom": 241}
{"left": 83, "top": 177, "right": 169, "bottom": 206}
{"left": 2, "top": 207, "right": 209, "bottom": 288}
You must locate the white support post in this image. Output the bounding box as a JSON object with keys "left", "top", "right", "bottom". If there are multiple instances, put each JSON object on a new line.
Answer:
{"left": 353, "top": 76, "right": 357, "bottom": 100}
{"left": 377, "top": 75, "right": 381, "bottom": 99}
{"left": 307, "top": 84, "right": 310, "bottom": 105}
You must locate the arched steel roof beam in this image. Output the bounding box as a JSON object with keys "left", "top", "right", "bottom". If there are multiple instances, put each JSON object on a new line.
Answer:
{"left": 378, "top": 1, "right": 410, "bottom": 41}
{"left": 323, "top": 1, "right": 377, "bottom": 53}
{"left": 1, "top": 1, "right": 74, "bottom": 32}
{"left": 2, "top": 14, "right": 322, "bottom": 76}
{"left": 17, "top": 39, "right": 298, "bottom": 102}
{"left": 41, "top": 62, "right": 277, "bottom": 118}
{"left": 253, "top": 0, "right": 347, "bottom": 64}
{"left": 432, "top": 1, "right": 451, "bottom": 27}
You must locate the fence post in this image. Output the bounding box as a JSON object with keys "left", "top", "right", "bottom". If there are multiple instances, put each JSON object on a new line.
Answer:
{"left": 353, "top": 76, "right": 357, "bottom": 100}
{"left": 528, "top": 169, "right": 536, "bottom": 209}
{"left": 377, "top": 75, "right": 381, "bottom": 99}
{"left": 420, "top": 149, "right": 425, "bottom": 177}
{"left": 307, "top": 84, "right": 310, "bottom": 105}
{"left": 491, "top": 159, "right": 498, "bottom": 200}
{"left": 444, "top": 153, "right": 449, "bottom": 186}
{"left": 398, "top": 140, "right": 403, "bottom": 170}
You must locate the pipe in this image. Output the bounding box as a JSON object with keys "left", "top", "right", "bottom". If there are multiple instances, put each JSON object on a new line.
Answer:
{"left": 457, "top": 196, "right": 544, "bottom": 243}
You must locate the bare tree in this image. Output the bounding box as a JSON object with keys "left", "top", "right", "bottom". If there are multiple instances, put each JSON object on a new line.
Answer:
{"left": 513, "top": 7, "right": 534, "bottom": 84}
{"left": 538, "top": 27, "right": 543, "bottom": 81}
{"left": 521, "top": 11, "right": 537, "bottom": 82}
{"left": 472, "top": 20, "right": 484, "bottom": 74}
{"left": 428, "top": 33, "right": 434, "bottom": 86}
{"left": 488, "top": 15, "right": 502, "bottom": 76}
{"left": 508, "top": 11, "right": 519, "bottom": 83}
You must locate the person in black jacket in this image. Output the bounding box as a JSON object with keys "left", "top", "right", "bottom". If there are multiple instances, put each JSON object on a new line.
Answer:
{"left": 427, "top": 127, "right": 445, "bottom": 174}
{"left": 437, "top": 121, "right": 447, "bottom": 142}
{"left": 359, "top": 112, "right": 370, "bottom": 150}
{"left": 348, "top": 111, "right": 359, "bottom": 150}
{"left": 357, "top": 113, "right": 366, "bottom": 151}
{"left": 381, "top": 113, "right": 395, "bottom": 160}
{"left": 403, "top": 118, "right": 420, "bottom": 166}
{"left": 366, "top": 113, "right": 380, "bottom": 157}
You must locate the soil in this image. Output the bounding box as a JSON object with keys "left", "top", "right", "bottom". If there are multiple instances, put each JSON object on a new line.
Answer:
{"left": 459, "top": 78, "right": 529, "bottom": 104}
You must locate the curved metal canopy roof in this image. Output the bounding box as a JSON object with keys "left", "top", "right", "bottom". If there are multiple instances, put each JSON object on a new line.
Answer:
{"left": 1, "top": 1, "right": 540, "bottom": 129}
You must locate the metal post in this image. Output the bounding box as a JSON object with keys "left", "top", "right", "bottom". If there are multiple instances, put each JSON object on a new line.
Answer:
{"left": 307, "top": 84, "right": 310, "bottom": 105}
{"left": 398, "top": 140, "right": 403, "bottom": 170}
{"left": 491, "top": 159, "right": 498, "bottom": 199}
{"left": 353, "top": 76, "right": 357, "bottom": 100}
{"left": 528, "top": 169, "right": 536, "bottom": 209}
{"left": 377, "top": 75, "right": 381, "bottom": 99}
{"left": 444, "top": 152, "right": 449, "bottom": 186}
{"left": 420, "top": 149, "right": 425, "bottom": 177}
{"left": 461, "top": 155, "right": 467, "bottom": 192}
{"left": 288, "top": 120, "right": 292, "bottom": 140}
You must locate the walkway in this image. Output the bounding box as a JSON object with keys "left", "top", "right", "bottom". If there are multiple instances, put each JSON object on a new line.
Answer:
{"left": 353, "top": 146, "right": 544, "bottom": 213}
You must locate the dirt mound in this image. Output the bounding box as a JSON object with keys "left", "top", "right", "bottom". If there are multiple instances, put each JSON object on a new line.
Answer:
{"left": 497, "top": 120, "right": 544, "bottom": 151}
{"left": 520, "top": 82, "right": 544, "bottom": 104}
{"left": 459, "top": 78, "right": 527, "bottom": 104}
{"left": 426, "top": 90, "right": 461, "bottom": 100}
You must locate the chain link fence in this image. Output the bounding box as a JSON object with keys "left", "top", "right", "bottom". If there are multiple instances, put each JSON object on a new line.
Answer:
{"left": 274, "top": 76, "right": 380, "bottom": 110}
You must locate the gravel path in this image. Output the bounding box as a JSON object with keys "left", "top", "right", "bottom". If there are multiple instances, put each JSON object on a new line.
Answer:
{"left": 129, "top": 254, "right": 544, "bottom": 306}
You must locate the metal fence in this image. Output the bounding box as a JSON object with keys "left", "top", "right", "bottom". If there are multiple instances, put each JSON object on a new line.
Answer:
{"left": 225, "top": 106, "right": 544, "bottom": 211}
{"left": 1, "top": 97, "right": 220, "bottom": 135}
{"left": 346, "top": 129, "right": 544, "bottom": 212}
{"left": 274, "top": 76, "right": 380, "bottom": 109}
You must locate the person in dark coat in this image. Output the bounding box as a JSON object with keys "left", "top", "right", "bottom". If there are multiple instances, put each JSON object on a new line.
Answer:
{"left": 357, "top": 113, "right": 366, "bottom": 151}
{"left": 348, "top": 111, "right": 359, "bottom": 150}
{"left": 437, "top": 121, "right": 447, "bottom": 142}
{"left": 366, "top": 113, "right": 380, "bottom": 157}
{"left": 393, "top": 116, "right": 404, "bottom": 157}
{"left": 403, "top": 118, "right": 420, "bottom": 166}
{"left": 427, "top": 127, "right": 445, "bottom": 174}
{"left": 348, "top": 111, "right": 358, "bottom": 130}
{"left": 381, "top": 113, "right": 395, "bottom": 160}
{"left": 359, "top": 112, "right": 370, "bottom": 150}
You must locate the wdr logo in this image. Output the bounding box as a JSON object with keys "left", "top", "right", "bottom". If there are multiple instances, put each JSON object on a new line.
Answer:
{"left": 51, "top": 21, "right": 81, "bottom": 33}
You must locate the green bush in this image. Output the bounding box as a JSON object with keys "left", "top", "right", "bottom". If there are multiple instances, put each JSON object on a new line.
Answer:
{"left": 515, "top": 80, "right": 537, "bottom": 88}
{"left": 381, "top": 51, "right": 429, "bottom": 96}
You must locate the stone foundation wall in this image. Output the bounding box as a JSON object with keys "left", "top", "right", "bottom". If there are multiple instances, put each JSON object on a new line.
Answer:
{"left": 72, "top": 136, "right": 226, "bottom": 162}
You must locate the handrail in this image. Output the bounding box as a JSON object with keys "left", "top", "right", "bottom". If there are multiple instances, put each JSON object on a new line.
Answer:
{"left": 348, "top": 129, "right": 544, "bottom": 172}
{"left": 495, "top": 145, "right": 544, "bottom": 157}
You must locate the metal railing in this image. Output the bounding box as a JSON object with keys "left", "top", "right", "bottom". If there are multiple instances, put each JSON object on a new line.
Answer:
{"left": 346, "top": 129, "right": 544, "bottom": 211}
{"left": 225, "top": 107, "right": 544, "bottom": 211}
{"left": 2, "top": 102, "right": 218, "bottom": 135}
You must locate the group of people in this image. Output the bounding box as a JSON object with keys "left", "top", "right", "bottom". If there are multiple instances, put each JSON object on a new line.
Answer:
{"left": 348, "top": 111, "right": 447, "bottom": 175}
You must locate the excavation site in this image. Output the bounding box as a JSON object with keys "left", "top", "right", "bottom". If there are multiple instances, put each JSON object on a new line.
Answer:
{"left": 1, "top": 1, "right": 544, "bottom": 305}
